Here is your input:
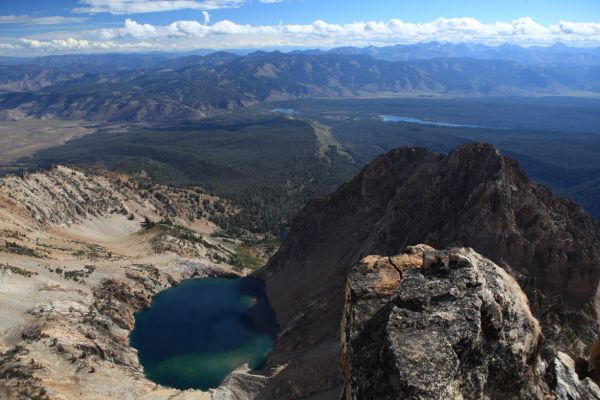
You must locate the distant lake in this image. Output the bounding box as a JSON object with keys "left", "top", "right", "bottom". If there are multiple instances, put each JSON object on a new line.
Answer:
{"left": 380, "top": 115, "right": 489, "bottom": 129}
{"left": 130, "top": 278, "right": 279, "bottom": 391}
{"left": 271, "top": 108, "right": 299, "bottom": 114}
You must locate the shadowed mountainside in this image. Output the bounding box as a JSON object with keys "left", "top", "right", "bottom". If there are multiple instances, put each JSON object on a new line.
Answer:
{"left": 257, "top": 143, "right": 600, "bottom": 398}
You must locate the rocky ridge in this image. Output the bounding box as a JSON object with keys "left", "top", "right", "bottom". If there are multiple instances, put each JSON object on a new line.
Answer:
{"left": 0, "top": 165, "right": 238, "bottom": 263}
{"left": 1, "top": 165, "right": 203, "bottom": 226}
{"left": 259, "top": 143, "right": 600, "bottom": 398}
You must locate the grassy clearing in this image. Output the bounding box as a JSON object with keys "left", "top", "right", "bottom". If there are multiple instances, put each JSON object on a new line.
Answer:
{"left": 230, "top": 245, "right": 264, "bottom": 271}
{"left": 148, "top": 219, "right": 218, "bottom": 250}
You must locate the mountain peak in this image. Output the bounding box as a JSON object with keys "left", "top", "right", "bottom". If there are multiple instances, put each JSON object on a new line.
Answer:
{"left": 258, "top": 143, "right": 600, "bottom": 397}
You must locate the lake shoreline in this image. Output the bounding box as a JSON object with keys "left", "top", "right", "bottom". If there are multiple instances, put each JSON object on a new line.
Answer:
{"left": 130, "top": 276, "right": 279, "bottom": 392}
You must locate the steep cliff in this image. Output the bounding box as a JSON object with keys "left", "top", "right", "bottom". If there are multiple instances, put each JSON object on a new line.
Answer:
{"left": 259, "top": 143, "right": 600, "bottom": 398}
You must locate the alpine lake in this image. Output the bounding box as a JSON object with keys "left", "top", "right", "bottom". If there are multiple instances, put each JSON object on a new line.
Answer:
{"left": 130, "top": 277, "right": 279, "bottom": 391}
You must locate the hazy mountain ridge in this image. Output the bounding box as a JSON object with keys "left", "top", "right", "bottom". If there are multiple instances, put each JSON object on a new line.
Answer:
{"left": 329, "top": 42, "right": 600, "bottom": 66}
{"left": 4, "top": 42, "right": 600, "bottom": 69}
{"left": 1, "top": 49, "right": 599, "bottom": 122}
{"left": 0, "top": 65, "right": 92, "bottom": 93}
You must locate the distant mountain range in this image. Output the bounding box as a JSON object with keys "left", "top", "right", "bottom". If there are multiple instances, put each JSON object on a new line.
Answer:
{"left": 1, "top": 47, "right": 599, "bottom": 122}
{"left": 326, "top": 42, "right": 600, "bottom": 66}
{"left": 3, "top": 42, "right": 600, "bottom": 67}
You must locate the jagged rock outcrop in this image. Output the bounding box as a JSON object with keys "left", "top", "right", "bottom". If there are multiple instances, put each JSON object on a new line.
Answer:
{"left": 342, "top": 246, "right": 600, "bottom": 399}
{"left": 0, "top": 165, "right": 211, "bottom": 226}
{"left": 258, "top": 143, "right": 600, "bottom": 398}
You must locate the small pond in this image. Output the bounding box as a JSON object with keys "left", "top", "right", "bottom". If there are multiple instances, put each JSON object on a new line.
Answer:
{"left": 130, "top": 278, "right": 279, "bottom": 391}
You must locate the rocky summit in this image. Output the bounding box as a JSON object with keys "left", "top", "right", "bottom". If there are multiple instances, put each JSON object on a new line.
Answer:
{"left": 258, "top": 143, "right": 600, "bottom": 398}
{"left": 341, "top": 245, "right": 600, "bottom": 399}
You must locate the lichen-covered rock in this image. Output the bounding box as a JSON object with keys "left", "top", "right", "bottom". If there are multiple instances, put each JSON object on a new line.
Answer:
{"left": 340, "top": 245, "right": 430, "bottom": 396}
{"left": 342, "top": 246, "right": 600, "bottom": 399}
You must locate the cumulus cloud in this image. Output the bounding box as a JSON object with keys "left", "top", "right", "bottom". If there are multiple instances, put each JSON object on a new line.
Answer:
{"left": 95, "top": 17, "right": 600, "bottom": 46}
{"left": 3, "top": 17, "right": 600, "bottom": 55}
{"left": 0, "top": 15, "right": 88, "bottom": 25}
{"left": 73, "top": 0, "right": 246, "bottom": 14}
{"left": 103, "top": 19, "right": 159, "bottom": 38}
{"left": 556, "top": 20, "right": 600, "bottom": 35}
{"left": 17, "top": 37, "right": 157, "bottom": 51}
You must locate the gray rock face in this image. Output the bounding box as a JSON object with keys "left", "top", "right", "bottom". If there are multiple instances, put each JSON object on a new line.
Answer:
{"left": 259, "top": 143, "right": 600, "bottom": 398}
{"left": 549, "top": 352, "right": 600, "bottom": 400}
{"left": 342, "top": 246, "right": 600, "bottom": 400}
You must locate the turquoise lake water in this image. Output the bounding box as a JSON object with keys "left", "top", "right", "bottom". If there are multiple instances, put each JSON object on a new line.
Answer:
{"left": 130, "top": 278, "right": 279, "bottom": 391}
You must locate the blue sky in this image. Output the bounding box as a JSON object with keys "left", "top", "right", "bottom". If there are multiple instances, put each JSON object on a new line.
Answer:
{"left": 0, "top": 0, "right": 599, "bottom": 55}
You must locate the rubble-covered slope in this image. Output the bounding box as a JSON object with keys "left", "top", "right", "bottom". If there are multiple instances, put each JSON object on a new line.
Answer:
{"left": 1, "top": 165, "right": 199, "bottom": 226}
{"left": 0, "top": 166, "right": 249, "bottom": 400}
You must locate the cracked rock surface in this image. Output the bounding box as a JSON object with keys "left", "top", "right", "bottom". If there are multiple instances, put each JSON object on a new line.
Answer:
{"left": 342, "top": 246, "right": 600, "bottom": 400}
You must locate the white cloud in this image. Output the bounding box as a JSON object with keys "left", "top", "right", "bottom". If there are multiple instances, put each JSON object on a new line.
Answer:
{"left": 203, "top": 11, "right": 210, "bottom": 25}
{"left": 2, "top": 17, "right": 600, "bottom": 55}
{"left": 168, "top": 20, "right": 207, "bottom": 36}
{"left": 94, "top": 17, "right": 600, "bottom": 47}
{"left": 19, "top": 38, "right": 89, "bottom": 49}
{"left": 0, "top": 15, "right": 88, "bottom": 25}
{"left": 119, "top": 19, "right": 158, "bottom": 38}
{"left": 73, "top": 0, "right": 246, "bottom": 14}
{"left": 17, "top": 37, "right": 157, "bottom": 51}
{"left": 554, "top": 21, "right": 600, "bottom": 36}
